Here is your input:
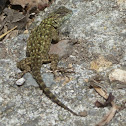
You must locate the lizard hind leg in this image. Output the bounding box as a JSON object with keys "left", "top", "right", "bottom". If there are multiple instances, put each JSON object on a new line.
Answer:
{"left": 17, "top": 57, "right": 31, "bottom": 78}
{"left": 32, "top": 54, "right": 82, "bottom": 116}
{"left": 49, "top": 54, "right": 72, "bottom": 74}
{"left": 48, "top": 55, "right": 85, "bottom": 116}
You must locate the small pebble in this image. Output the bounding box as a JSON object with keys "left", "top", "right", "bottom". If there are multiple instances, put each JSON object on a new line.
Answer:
{"left": 16, "top": 77, "right": 25, "bottom": 86}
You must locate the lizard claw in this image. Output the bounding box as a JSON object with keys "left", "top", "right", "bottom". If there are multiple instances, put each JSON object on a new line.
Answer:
{"left": 55, "top": 67, "right": 75, "bottom": 75}
{"left": 16, "top": 72, "right": 24, "bottom": 80}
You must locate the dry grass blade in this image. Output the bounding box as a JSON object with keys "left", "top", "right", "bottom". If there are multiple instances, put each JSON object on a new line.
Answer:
{"left": 0, "top": 26, "right": 17, "bottom": 39}
{"left": 94, "top": 86, "right": 108, "bottom": 100}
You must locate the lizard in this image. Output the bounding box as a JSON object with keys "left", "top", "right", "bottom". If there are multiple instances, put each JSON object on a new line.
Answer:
{"left": 17, "top": 6, "right": 83, "bottom": 117}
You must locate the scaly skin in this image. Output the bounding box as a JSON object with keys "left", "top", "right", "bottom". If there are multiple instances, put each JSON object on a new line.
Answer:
{"left": 17, "top": 6, "right": 83, "bottom": 116}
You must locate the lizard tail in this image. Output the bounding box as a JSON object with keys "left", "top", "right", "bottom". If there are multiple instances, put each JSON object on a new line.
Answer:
{"left": 32, "top": 68, "right": 83, "bottom": 117}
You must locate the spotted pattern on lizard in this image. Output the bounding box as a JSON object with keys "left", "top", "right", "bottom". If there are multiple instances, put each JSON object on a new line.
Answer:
{"left": 17, "top": 6, "right": 83, "bottom": 116}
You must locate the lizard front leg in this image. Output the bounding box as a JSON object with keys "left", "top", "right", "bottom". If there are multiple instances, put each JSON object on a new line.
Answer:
{"left": 50, "top": 29, "right": 69, "bottom": 72}
{"left": 17, "top": 57, "right": 31, "bottom": 78}
{"left": 51, "top": 28, "right": 60, "bottom": 43}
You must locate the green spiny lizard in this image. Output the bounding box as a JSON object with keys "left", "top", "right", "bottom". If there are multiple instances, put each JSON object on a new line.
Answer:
{"left": 17, "top": 6, "right": 83, "bottom": 117}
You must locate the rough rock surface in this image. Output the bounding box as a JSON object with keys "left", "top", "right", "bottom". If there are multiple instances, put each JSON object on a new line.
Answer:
{"left": 0, "top": 0, "right": 126, "bottom": 126}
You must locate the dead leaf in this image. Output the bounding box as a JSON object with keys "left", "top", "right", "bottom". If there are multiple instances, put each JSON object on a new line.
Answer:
{"left": 10, "top": 0, "right": 40, "bottom": 8}
{"left": 1, "top": 8, "right": 27, "bottom": 35}
{"left": 95, "top": 93, "right": 114, "bottom": 108}
{"left": 0, "top": 0, "right": 8, "bottom": 14}
{"left": 10, "top": 0, "right": 49, "bottom": 12}
{"left": 95, "top": 101, "right": 105, "bottom": 108}
{"left": 106, "top": 93, "right": 114, "bottom": 105}
{"left": 38, "top": 0, "right": 49, "bottom": 11}
{"left": 3, "top": 8, "right": 26, "bottom": 23}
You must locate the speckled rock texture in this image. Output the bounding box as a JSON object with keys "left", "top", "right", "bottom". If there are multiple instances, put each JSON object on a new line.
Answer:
{"left": 0, "top": 0, "right": 126, "bottom": 126}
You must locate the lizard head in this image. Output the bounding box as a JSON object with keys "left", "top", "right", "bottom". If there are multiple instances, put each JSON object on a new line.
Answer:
{"left": 48, "top": 6, "right": 73, "bottom": 28}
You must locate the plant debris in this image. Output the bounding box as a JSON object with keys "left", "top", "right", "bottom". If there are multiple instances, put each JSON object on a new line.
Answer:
{"left": 91, "top": 79, "right": 125, "bottom": 126}
{"left": 0, "top": 26, "right": 17, "bottom": 39}
{"left": 10, "top": 0, "right": 53, "bottom": 12}
{"left": 95, "top": 93, "right": 114, "bottom": 108}
{"left": 0, "top": 0, "right": 8, "bottom": 14}
{"left": 0, "top": 8, "right": 27, "bottom": 38}
{"left": 96, "top": 102, "right": 118, "bottom": 126}
{"left": 0, "top": 0, "right": 55, "bottom": 40}
{"left": 89, "top": 75, "right": 124, "bottom": 126}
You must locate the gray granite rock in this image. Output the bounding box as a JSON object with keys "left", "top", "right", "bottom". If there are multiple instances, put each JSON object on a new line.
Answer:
{"left": 0, "top": 0, "right": 126, "bottom": 126}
